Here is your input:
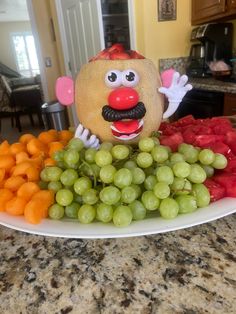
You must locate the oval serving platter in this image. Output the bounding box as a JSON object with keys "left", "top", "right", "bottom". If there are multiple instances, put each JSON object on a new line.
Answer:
{"left": 0, "top": 198, "right": 235, "bottom": 238}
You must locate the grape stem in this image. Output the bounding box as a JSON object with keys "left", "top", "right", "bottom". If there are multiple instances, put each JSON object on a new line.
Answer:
{"left": 79, "top": 159, "right": 97, "bottom": 187}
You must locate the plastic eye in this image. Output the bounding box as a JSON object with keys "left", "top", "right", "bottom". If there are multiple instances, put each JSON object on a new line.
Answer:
{"left": 122, "top": 69, "right": 139, "bottom": 87}
{"left": 105, "top": 70, "right": 122, "bottom": 88}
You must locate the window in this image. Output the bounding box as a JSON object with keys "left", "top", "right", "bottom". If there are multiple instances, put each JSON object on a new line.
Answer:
{"left": 11, "top": 32, "right": 40, "bottom": 77}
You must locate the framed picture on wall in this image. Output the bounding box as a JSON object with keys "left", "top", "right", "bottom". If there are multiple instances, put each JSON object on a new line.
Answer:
{"left": 158, "top": 0, "right": 177, "bottom": 21}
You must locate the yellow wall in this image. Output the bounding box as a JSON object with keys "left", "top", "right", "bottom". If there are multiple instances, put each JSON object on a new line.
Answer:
{"left": 134, "top": 0, "right": 192, "bottom": 68}
{"left": 0, "top": 21, "right": 31, "bottom": 71}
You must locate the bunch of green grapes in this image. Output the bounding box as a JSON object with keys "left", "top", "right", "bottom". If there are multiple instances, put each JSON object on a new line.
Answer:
{"left": 39, "top": 137, "right": 228, "bottom": 227}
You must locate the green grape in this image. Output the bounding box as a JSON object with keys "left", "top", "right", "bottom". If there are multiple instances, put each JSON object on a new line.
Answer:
{"left": 53, "top": 150, "right": 65, "bottom": 162}
{"left": 129, "top": 200, "right": 146, "bottom": 220}
{"left": 111, "top": 145, "right": 130, "bottom": 160}
{"left": 136, "top": 152, "right": 153, "bottom": 168}
{"left": 170, "top": 178, "right": 192, "bottom": 195}
{"left": 164, "top": 145, "right": 172, "bottom": 154}
{"left": 65, "top": 202, "right": 80, "bottom": 218}
{"left": 138, "top": 137, "right": 155, "bottom": 152}
{"left": 73, "top": 193, "right": 83, "bottom": 204}
{"left": 121, "top": 186, "right": 137, "bottom": 204}
{"left": 156, "top": 166, "right": 174, "bottom": 184}
{"left": 151, "top": 137, "right": 160, "bottom": 145}
{"left": 131, "top": 167, "right": 146, "bottom": 185}
{"left": 82, "top": 188, "right": 98, "bottom": 205}
{"left": 130, "top": 184, "right": 142, "bottom": 199}
{"left": 48, "top": 204, "right": 64, "bottom": 220}
{"left": 153, "top": 182, "right": 170, "bottom": 199}
{"left": 46, "top": 167, "right": 63, "bottom": 182}
{"left": 48, "top": 181, "right": 63, "bottom": 192}
{"left": 40, "top": 168, "right": 49, "bottom": 182}
{"left": 159, "top": 198, "right": 179, "bottom": 219}
{"left": 99, "top": 164, "right": 116, "bottom": 184}
{"left": 180, "top": 144, "right": 199, "bottom": 163}
{"left": 198, "top": 149, "right": 215, "bottom": 165}
{"left": 192, "top": 183, "right": 210, "bottom": 208}
{"left": 170, "top": 152, "right": 185, "bottom": 163}
{"left": 63, "top": 149, "right": 80, "bottom": 165}
{"left": 100, "top": 142, "right": 113, "bottom": 151}
{"left": 178, "top": 143, "right": 191, "bottom": 154}
{"left": 96, "top": 203, "right": 113, "bottom": 223}
{"left": 113, "top": 205, "right": 133, "bottom": 227}
{"left": 175, "top": 195, "right": 197, "bottom": 214}
{"left": 114, "top": 168, "right": 132, "bottom": 188}
{"left": 85, "top": 148, "right": 97, "bottom": 164}
{"left": 90, "top": 164, "right": 101, "bottom": 178}
{"left": 60, "top": 169, "right": 78, "bottom": 186}
{"left": 144, "top": 175, "right": 157, "bottom": 190}
{"left": 151, "top": 145, "right": 169, "bottom": 163}
{"left": 95, "top": 150, "right": 112, "bottom": 167}
{"left": 56, "top": 161, "right": 66, "bottom": 169}
{"left": 38, "top": 180, "right": 48, "bottom": 189}
{"left": 67, "top": 138, "right": 84, "bottom": 151}
{"left": 99, "top": 186, "right": 121, "bottom": 205}
{"left": 172, "top": 161, "right": 191, "bottom": 178}
{"left": 201, "top": 164, "right": 214, "bottom": 178}
{"left": 78, "top": 204, "right": 96, "bottom": 223}
{"left": 187, "top": 164, "right": 206, "bottom": 184}
{"left": 74, "top": 177, "right": 92, "bottom": 195}
{"left": 211, "top": 153, "right": 227, "bottom": 169}
{"left": 56, "top": 189, "right": 73, "bottom": 206}
{"left": 64, "top": 161, "right": 78, "bottom": 170}
{"left": 144, "top": 166, "right": 155, "bottom": 176}
{"left": 141, "top": 191, "right": 159, "bottom": 211}
{"left": 123, "top": 160, "right": 137, "bottom": 169}
{"left": 80, "top": 163, "right": 100, "bottom": 178}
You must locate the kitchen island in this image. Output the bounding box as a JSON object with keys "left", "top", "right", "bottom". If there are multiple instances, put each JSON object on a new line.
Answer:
{"left": 0, "top": 214, "right": 235, "bottom": 314}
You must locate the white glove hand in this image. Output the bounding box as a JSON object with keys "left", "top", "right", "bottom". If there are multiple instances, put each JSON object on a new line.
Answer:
{"left": 158, "top": 72, "right": 192, "bottom": 119}
{"left": 74, "top": 124, "right": 100, "bottom": 149}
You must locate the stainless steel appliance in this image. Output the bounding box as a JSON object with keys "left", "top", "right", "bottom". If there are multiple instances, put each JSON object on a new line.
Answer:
{"left": 186, "top": 23, "right": 233, "bottom": 78}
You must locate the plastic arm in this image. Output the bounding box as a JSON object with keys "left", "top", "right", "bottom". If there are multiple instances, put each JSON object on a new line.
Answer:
{"left": 74, "top": 124, "right": 100, "bottom": 149}
{"left": 159, "top": 72, "right": 192, "bottom": 119}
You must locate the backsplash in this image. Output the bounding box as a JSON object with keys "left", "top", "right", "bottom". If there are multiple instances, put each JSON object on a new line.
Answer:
{"left": 159, "top": 57, "right": 189, "bottom": 74}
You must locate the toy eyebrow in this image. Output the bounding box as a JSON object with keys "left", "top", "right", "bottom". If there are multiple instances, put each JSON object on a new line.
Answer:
{"left": 102, "top": 102, "right": 146, "bottom": 122}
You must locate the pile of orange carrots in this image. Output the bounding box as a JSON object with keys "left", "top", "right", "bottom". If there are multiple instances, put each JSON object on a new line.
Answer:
{"left": 0, "top": 129, "right": 73, "bottom": 224}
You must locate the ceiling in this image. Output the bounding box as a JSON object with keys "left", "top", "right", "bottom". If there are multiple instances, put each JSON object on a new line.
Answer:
{"left": 0, "top": 0, "right": 29, "bottom": 22}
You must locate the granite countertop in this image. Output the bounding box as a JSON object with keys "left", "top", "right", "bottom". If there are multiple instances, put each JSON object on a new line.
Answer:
{"left": 189, "top": 77, "right": 236, "bottom": 94}
{"left": 0, "top": 214, "right": 236, "bottom": 314}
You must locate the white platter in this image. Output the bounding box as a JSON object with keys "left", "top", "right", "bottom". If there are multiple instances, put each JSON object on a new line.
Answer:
{"left": 0, "top": 197, "right": 236, "bottom": 239}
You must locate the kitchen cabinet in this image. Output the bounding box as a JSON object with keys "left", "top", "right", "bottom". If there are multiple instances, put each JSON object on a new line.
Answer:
{"left": 224, "top": 93, "right": 236, "bottom": 116}
{"left": 192, "top": 0, "right": 236, "bottom": 25}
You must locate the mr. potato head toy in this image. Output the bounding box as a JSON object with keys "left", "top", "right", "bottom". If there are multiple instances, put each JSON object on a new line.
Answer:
{"left": 56, "top": 44, "right": 192, "bottom": 149}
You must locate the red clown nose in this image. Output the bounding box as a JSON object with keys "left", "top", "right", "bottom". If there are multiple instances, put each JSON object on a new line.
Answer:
{"left": 108, "top": 87, "right": 139, "bottom": 110}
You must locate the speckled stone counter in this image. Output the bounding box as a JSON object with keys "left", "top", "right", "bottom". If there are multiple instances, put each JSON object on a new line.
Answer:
{"left": 190, "top": 77, "right": 236, "bottom": 94}
{"left": 0, "top": 214, "right": 235, "bottom": 314}
{"left": 159, "top": 57, "right": 236, "bottom": 94}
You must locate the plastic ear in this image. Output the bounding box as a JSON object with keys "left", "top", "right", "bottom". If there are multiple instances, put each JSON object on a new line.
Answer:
{"left": 160, "top": 68, "right": 176, "bottom": 88}
{"left": 55, "top": 76, "right": 74, "bottom": 106}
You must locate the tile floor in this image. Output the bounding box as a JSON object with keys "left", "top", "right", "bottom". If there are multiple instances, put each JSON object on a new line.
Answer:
{"left": 0, "top": 114, "right": 45, "bottom": 143}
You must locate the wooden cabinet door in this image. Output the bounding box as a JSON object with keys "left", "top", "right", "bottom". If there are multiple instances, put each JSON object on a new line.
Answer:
{"left": 224, "top": 93, "right": 236, "bottom": 116}
{"left": 228, "top": 0, "right": 236, "bottom": 10}
{"left": 192, "top": 0, "right": 226, "bottom": 24}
